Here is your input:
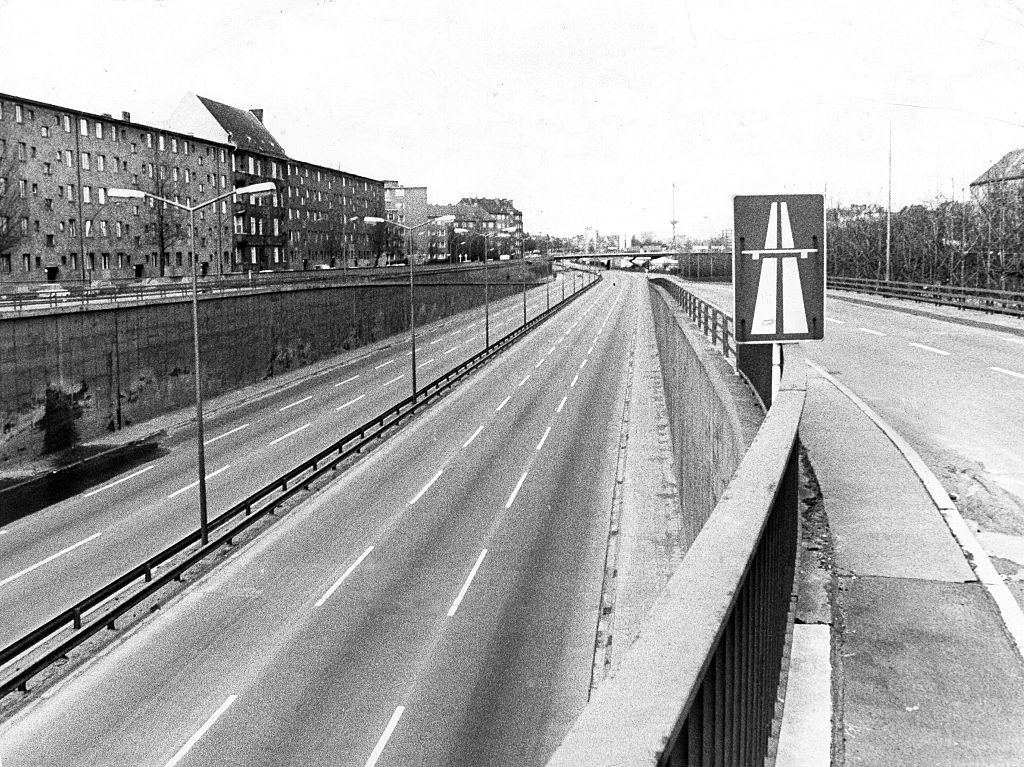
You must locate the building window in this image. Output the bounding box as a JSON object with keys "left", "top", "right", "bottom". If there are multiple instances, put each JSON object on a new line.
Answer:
{"left": 67, "top": 185, "right": 75, "bottom": 201}
{"left": 79, "top": 118, "right": 88, "bottom": 135}
{"left": 97, "top": 155, "right": 105, "bottom": 172}
{"left": 95, "top": 122, "right": 103, "bottom": 139}
{"left": 98, "top": 187, "right": 106, "bottom": 204}
{"left": 220, "top": 174, "right": 226, "bottom": 189}
{"left": 183, "top": 141, "right": 190, "bottom": 155}
{"left": 116, "top": 221, "right": 122, "bottom": 238}
{"left": 172, "top": 167, "right": 179, "bottom": 181}
{"left": 101, "top": 253, "right": 109, "bottom": 269}
{"left": 22, "top": 254, "right": 30, "bottom": 271}
{"left": 63, "top": 114, "right": 71, "bottom": 132}
{"left": 40, "top": 125, "right": 49, "bottom": 138}
{"left": 171, "top": 137, "right": 178, "bottom": 153}
{"left": 250, "top": 246, "right": 257, "bottom": 264}
{"left": 64, "top": 149, "right": 73, "bottom": 167}
{"left": 17, "top": 142, "right": 26, "bottom": 160}
{"left": 220, "top": 148, "right": 226, "bottom": 163}
{"left": 144, "top": 132, "right": 152, "bottom": 148}
{"left": 43, "top": 162, "right": 51, "bottom": 175}
{"left": 158, "top": 135, "right": 165, "bottom": 151}
{"left": 234, "top": 215, "right": 244, "bottom": 234}
{"left": 273, "top": 218, "right": 279, "bottom": 236}
{"left": 0, "top": 254, "right": 10, "bottom": 273}
{"left": 81, "top": 152, "right": 90, "bottom": 170}
{"left": 84, "top": 220, "right": 92, "bottom": 237}
{"left": 83, "top": 186, "right": 91, "bottom": 204}
{"left": 273, "top": 246, "right": 281, "bottom": 263}
{"left": 247, "top": 155, "right": 255, "bottom": 175}
{"left": 19, "top": 217, "right": 28, "bottom": 234}
{"left": 184, "top": 169, "right": 190, "bottom": 183}
{"left": 15, "top": 105, "right": 23, "bottom": 123}
{"left": 18, "top": 179, "right": 26, "bottom": 197}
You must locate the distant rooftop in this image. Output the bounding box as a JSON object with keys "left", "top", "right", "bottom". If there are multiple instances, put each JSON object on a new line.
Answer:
{"left": 197, "top": 95, "right": 287, "bottom": 159}
{"left": 971, "top": 148, "right": 1024, "bottom": 187}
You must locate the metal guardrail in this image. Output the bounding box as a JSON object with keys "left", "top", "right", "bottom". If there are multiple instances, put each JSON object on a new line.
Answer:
{"left": 0, "top": 261, "right": 539, "bottom": 314}
{"left": 0, "top": 269, "right": 599, "bottom": 700}
{"left": 651, "top": 278, "right": 736, "bottom": 359}
{"left": 829, "top": 275, "right": 1024, "bottom": 318}
{"left": 548, "top": 281, "right": 803, "bottom": 766}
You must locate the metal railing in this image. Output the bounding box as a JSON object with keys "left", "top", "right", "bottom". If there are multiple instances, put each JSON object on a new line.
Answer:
{"left": 829, "top": 275, "right": 1024, "bottom": 318}
{"left": 0, "top": 270, "right": 599, "bottom": 701}
{"left": 547, "top": 280, "right": 803, "bottom": 766}
{"left": 0, "top": 261, "right": 545, "bottom": 314}
{"left": 649, "top": 277, "right": 736, "bottom": 358}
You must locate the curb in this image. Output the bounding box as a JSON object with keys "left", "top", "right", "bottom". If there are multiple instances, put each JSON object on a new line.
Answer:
{"left": 806, "top": 359, "right": 1024, "bottom": 662}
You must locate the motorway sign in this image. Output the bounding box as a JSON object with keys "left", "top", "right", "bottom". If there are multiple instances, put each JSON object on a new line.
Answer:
{"left": 733, "top": 194, "right": 825, "bottom": 343}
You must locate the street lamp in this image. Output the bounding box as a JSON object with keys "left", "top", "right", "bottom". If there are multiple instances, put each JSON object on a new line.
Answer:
{"left": 454, "top": 227, "right": 515, "bottom": 348}
{"left": 362, "top": 214, "right": 456, "bottom": 397}
{"left": 108, "top": 181, "right": 277, "bottom": 545}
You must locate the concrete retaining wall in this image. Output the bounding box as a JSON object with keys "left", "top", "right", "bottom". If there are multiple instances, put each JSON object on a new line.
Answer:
{"left": 647, "top": 281, "right": 762, "bottom": 537}
{"left": 1, "top": 261, "right": 548, "bottom": 466}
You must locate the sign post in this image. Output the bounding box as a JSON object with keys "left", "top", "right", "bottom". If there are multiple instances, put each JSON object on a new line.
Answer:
{"left": 733, "top": 194, "right": 826, "bottom": 407}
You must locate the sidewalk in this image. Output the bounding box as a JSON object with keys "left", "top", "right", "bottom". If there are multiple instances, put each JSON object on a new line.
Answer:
{"left": 796, "top": 362, "right": 1024, "bottom": 765}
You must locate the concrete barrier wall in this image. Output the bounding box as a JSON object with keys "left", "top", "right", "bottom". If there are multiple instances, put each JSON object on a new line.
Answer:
{"left": 1, "top": 261, "right": 548, "bottom": 466}
{"left": 647, "top": 282, "right": 762, "bottom": 536}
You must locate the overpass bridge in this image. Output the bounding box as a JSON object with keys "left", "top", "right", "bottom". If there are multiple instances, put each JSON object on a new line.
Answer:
{"left": 0, "top": 266, "right": 1022, "bottom": 765}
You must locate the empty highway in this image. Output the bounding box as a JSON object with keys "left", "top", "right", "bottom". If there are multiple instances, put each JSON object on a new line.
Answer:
{"left": 0, "top": 273, "right": 582, "bottom": 650}
{"left": 0, "top": 273, "right": 637, "bottom": 766}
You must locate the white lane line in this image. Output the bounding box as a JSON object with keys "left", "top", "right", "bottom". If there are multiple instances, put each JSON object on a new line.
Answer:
{"left": 519, "top": 374, "right": 531, "bottom": 387}
{"left": 279, "top": 395, "right": 313, "bottom": 412}
{"left": 447, "top": 549, "right": 488, "bottom": 618}
{"left": 992, "top": 366, "right": 1024, "bottom": 380}
{"left": 167, "top": 465, "right": 231, "bottom": 499}
{"left": 536, "top": 426, "right": 552, "bottom": 451}
{"left": 163, "top": 695, "right": 238, "bottom": 767}
{"left": 579, "top": 359, "right": 588, "bottom": 370}
{"left": 0, "top": 532, "right": 102, "bottom": 589}
{"left": 505, "top": 471, "right": 528, "bottom": 509}
{"left": 82, "top": 465, "right": 154, "bottom": 498}
{"left": 384, "top": 374, "right": 405, "bottom": 386}
{"left": 462, "top": 424, "right": 484, "bottom": 448}
{"left": 315, "top": 546, "right": 374, "bottom": 608}
{"left": 337, "top": 394, "right": 366, "bottom": 411}
{"left": 858, "top": 327, "right": 886, "bottom": 336}
{"left": 429, "top": 338, "right": 443, "bottom": 345}
{"left": 468, "top": 322, "right": 478, "bottom": 328}
{"left": 268, "top": 423, "right": 312, "bottom": 447}
{"left": 556, "top": 396, "right": 567, "bottom": 413}
{"left": 825, "top": 317, "right": 845, "bottom": 325}
{"left": 443, "top": 346, "right": 458, "bottom": 354}
{"left": 548, "top": 344, "right": 557, "bottom": 354}
{"left": 496, "top": 396, "right": 511, "bottom": 412}
{"left": 416, "top": 358, "right": 435, "bottom": 369}
{"left": 587, "top": 345, "right": 594, "bottom": 355}
{"left": 409, "top": 469, "right": 444, "bottom": 505}
{"left": 365, "top": 706, "right": 405, "bottom": 767}
{"left": 908, "top": 342, "right": 951, "bottom": 356}
{"left": 203, "top": 424, "right": 250, "bottom": 447}
{"left": 571, "top": 374, "right": 580, "bottom": 388}
{"left": 374, "top": 359, "right": 394, "bottom": 370}
{"left": 334, "top": 374, "right": 360, "bottom": 388}
{"left": 535, "top": 357, "right": 545, "bottom": 368}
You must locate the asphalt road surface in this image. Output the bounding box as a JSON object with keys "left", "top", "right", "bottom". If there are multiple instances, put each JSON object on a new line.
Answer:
{"left": 0, "top": 273, "right": 579, "bottom": 649}
{"left": 0, "top": 273, "right": 638, "bottom": 766}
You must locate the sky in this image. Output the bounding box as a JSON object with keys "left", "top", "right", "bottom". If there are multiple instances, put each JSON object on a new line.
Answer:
{"left": 2, "top": 0, "right": 1024, "bottom": 239}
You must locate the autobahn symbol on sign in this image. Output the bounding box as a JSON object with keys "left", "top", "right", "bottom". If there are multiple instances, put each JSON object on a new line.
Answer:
{"left": 733, "top": 194, "right": 825, "bottom": 343}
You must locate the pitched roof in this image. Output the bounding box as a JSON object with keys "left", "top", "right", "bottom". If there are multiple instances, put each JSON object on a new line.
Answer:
{"left": 196, "top": 95, "right": 287, "bottom": 159}
{"left": 971, "top": 148, "right": 1024, "bottom": 187}
{"left": 459, "top": 197, "right": 521, "bottom": 215}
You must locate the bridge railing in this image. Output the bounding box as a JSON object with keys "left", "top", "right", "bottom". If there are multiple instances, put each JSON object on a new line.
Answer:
{"left": 548, "top": 281, "right": 804, "bottom": 766}
{"left": 828, "top": 275, "right": 1024, "bottom": 318}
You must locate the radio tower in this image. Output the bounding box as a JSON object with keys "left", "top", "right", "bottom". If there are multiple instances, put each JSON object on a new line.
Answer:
{"left": 670, "top": 183, "right": 679, "bottom": 252}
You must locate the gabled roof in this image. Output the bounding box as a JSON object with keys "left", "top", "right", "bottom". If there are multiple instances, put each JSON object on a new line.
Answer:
{"left": 971, "top": 148, "right": 1024, "bottom": 187}
{"left": 459, "top": 197, "right": 521, "bottom": 216}
{"left": 196, "top": 95, "right": 287, "bottom": 159}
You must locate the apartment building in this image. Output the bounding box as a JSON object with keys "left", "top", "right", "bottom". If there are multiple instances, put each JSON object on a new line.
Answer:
{"left": 0, "top": 91, "right": 387, "bottom": 285}
{"left": 459, "top": 197, "right": 524, "bottom": 257}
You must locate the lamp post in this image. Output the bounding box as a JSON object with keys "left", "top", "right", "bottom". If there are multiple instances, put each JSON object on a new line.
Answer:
{"left": 363, "top": 214, "right": 456, "bottom": 397}
{"left": 108, "top": 181, "right": 277, "bottom": 545}
{"left": 453, "top": 227, "right": 515, "bottom": 348}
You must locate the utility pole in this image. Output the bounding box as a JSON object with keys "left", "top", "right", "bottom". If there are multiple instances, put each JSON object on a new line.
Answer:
{"left": 670, "top": 182, "right": 679, "bottom": 252}
{"left": 885, "top": 122, "right": 892, "bottom": 282}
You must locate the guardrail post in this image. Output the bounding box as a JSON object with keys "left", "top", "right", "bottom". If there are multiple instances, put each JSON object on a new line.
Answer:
{"left": 73, "top": 607, "right": 82, "bottom": 630}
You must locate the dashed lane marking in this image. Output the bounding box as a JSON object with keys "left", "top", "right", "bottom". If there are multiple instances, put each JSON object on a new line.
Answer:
{"left": 908, "top": 342, "right": 951, "bottom": 356}
{"left": 279, "top": 395, "right": 313, "bottom": 412}
{"left": 315, "top": 546, "right": 374, "bottom": 608}
{"left": 167, "top": 465, "right": 231, "bottom": 498}
{"left": 447, "top": 550, "right": 487, "bottom": 618}
{"left": 337, "top": 394, "right": 366, "bottom": 411}
{"left": 83, "top": 465, "right": 154, "bottom": 497}
{"left": 268, "top": 423, "right": 312, "bottom": 447}
{"left": 0, "top": 532, "right": 103, "bottom": 589}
